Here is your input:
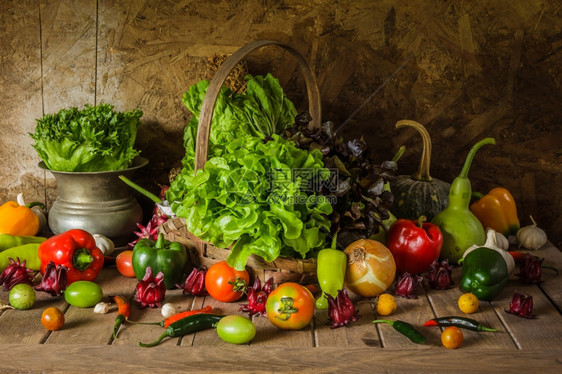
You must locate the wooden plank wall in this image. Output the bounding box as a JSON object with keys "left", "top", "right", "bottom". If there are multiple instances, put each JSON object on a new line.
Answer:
{"left": 0, "top": 0, "right": 560, "bottom": 244}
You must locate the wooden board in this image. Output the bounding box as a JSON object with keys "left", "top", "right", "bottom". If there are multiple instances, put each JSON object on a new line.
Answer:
{"left": 0, "top": 242, "right": 560, "bottom": 373}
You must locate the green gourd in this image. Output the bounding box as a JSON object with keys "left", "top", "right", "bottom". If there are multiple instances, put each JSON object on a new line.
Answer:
{"left": 391, "top": 120, "right": 450, "bottom": 221}
{"left": 432, "top": 137, "right": 495, "bottom": 263}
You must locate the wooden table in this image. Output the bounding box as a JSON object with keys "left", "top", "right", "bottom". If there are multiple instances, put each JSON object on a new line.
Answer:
{"left": 1, "top": 243, "right": 560, "bottom": 373}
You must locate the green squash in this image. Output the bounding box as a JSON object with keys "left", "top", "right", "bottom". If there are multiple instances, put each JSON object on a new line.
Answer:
{"left": 391, "top": 120, "right": 450, "bottom": 221}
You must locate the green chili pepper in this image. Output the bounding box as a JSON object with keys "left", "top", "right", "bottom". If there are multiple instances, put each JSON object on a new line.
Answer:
{"left": 372, "top": 319, "right": 426, "bottom": 344}
{"left": 0, "top": 234, "right": 46, "bottom": 252}
{"left": 423, "top": 316, "right": 499, "bottom": 332}
{"left": 138, "top": 314, "right": 225, "bottom": 347}
{"left": 432, "top": 138, "right": 495, "bottom": 263}
{"left": 0, "top": 243, "right": 42, "bottom": 272}
{"left": 132, "top": 233, "right": 187, "bottom": 290}
{"left": 315, "top": 234, "right": 347, "bottom": 310}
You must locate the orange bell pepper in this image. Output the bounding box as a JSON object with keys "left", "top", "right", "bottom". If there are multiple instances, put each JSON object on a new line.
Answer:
{"left": 0, "top": 200, "right": 41, "bottom": 236}
{"left": 470, "top": 187, "right": 520, "bottom": 237}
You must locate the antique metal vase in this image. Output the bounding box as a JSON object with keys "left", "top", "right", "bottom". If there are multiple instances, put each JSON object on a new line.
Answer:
{"left": 39, "top": 157, "right": 148, "bottom": 245}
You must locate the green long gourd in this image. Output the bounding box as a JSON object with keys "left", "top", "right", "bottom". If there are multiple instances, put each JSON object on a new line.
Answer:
{"left": 431, "top": 138, "right": 495, "bottom": 264}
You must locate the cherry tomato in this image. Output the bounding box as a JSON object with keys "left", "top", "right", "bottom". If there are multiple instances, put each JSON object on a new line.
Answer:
{"left": 266, "top": 282, "right": 315, "bottom": 330}
{"left": 441, "top": 326, "right": 464, "bottom": 349}
{"left": 205, "top": 261, "right": 250, "bottom": 302}
{"left": 116, "top": 250, "right": 135, "bottom": 277}
{"left": 41, "top": 307, "right": 65, "bottom": 331}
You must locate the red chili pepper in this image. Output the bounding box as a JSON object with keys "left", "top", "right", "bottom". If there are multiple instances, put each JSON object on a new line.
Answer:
{"left": 162, "top": 305, "right": 213, "bottom": 328}
{"left": 37, "top": 229, "right": 105, "bottom": 284}
{"left": 387, "top": 216, "right": 444, "bottom": 274}
{"left": 112, "top": 295, "right": 131, "bottom": 339}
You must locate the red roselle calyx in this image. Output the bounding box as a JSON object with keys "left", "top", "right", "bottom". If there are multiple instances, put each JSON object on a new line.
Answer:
{"left": 135, "top": 266, "right": 166, "bottom": 308}
{"left": 395, "top": 272, "right": 422, "bottom": 298}
{"left": 427, "top": 259, "right": 454, "bottom": 290}
{"left": 506, "top": 291, "right": 535, "bottom": 319}
{"left": 327, "top": 288, "right": 360, "bottom": 328}
{"left": 34, "top": 261, "right": 68, "bottom": 296}
{"left": 0, "top": 257, "right": 35, "bottom": 290}
{"left": 178, "top": 267, "right": 207, "bottom": 296}
{"left": 516, "top": 253, "right": 543, "bottom": 284}
{"left": 240, "top": 277, "right": 273, "bottom": 317}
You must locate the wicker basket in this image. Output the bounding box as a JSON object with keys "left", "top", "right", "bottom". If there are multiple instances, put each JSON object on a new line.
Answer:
{"left": 160, "top": 40, "right": 323, "bottom": 286}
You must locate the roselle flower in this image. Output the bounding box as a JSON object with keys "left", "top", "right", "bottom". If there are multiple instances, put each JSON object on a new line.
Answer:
{"left": 240, "top": 277, "right": 273, "bottom": 316}
{"left": 327, "top": 288, "right": 360, "bottom": 328}
{"left": 516, "top": 253, "right": 543, "bottom": 284}
{"left": 506, "top": 291, "right": 536, "bottom": 319}
{"left": 177, "top": 267, "right": 207, "bottom": 296}
{"left": 135, "top": 266, "right": 166, "bottom": 308}
{"left": 129, "top": 220, "right": 159, "bottom": 247}
{"left": 0, "top": 257, "right": 35, "bottom": 290}
{"left": 395, "top": 272, "right": 422, "bottom": 298}
{"left": 427, "top": 259, "right": 454, "bottom": 290}
{"left": 34, "top": 261, "right": 68, "bottom": 296}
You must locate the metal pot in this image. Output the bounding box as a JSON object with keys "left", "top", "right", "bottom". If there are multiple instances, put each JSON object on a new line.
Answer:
{"left": 39, "top": 157, "right": 148, "bottom": 245}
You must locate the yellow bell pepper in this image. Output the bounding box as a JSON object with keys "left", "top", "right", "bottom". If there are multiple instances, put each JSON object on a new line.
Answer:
{"left": 0, "top": 200, "right": 41, "bottom": 236}
{"left": 470, "top": 187, "right": 520, "bottom": 237}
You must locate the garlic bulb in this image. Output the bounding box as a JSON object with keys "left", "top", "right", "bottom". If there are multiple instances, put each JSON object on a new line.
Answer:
{"left": 93, "top": 234, "right": 115, "bottom": 256}
{"left": 464, "top": 228, "right": 515, "bottom": 274}
{"left": 517, "top": 216, "right": 547, "bottom": 250}
{"left": 494, "top": 230, "right": 509, "bottom": 251}
{"left": 161, "top": 303, "right": 178, "bottom": 318}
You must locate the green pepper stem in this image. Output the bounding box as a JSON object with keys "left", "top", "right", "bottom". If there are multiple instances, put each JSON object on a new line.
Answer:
{"left": 472, "top": 192, "right": 484, "bottom": 200}
{"left": 138, "top": 332, "right": 169, "bottom": 348}
{"left": 118, "top": 175, "right": 161, "bottom": 204}
{"left": 113, "top": 314, "right": 126, "bottom": 339}
{"left": 155, "top": 233, "right": 166, "bottom": 249}
{"left": 459, "top": 138, "right": 495, "bottom": 178}
{"left": 126, "top": 319, "right": 163, "bottom": 326}
{"left": 372, "top": 319, "right": 393, "bottom": 326}
{"left": 73, "top": 248, "right": 93, "bottom": 271}
{"left": 396, "top": 120, "right": 433, "bottom": 181}
{"left": 417, "top": 215, "right": 427, "bottom": 228}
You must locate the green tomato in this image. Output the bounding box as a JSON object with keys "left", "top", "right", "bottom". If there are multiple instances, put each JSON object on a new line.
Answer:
{"left": 64, "top": 281, "right": 103, "bottom": 308}
{"left": 9, "top": 284, "right": 36, "bottom": 310}
{"left": 216, "top": 315, "right": 256, "bottom": 344}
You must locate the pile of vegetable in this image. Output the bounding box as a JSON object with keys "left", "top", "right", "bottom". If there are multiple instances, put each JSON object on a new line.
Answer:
{"left": 30, "top": 103, "right": 143, "bottom": 172}
{"left": 167, "top": 74, "right": 332, "bottom": 270}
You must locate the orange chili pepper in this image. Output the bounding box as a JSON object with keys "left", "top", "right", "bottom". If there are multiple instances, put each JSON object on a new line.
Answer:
{"left": 112, "top": 295, "right": 131, "bottom": 339}
{"left": 470, "top": 187, "right": 520, "bottom": 237}
{"left": 127, "top": 305, "right": 213, "bottom": 328}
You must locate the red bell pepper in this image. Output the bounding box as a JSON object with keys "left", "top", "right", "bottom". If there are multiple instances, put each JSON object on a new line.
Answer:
{"left": 387, "top": 216, "right": 443, "bottom": 274}
{"left": 38, "top": 229, "right": 104, "bottom": 284}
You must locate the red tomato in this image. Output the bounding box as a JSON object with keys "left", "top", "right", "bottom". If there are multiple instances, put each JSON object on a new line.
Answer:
{"left": 116, "top": 250, "right": 135, "bottom": 278}
{"left": 266, "top": 282, "right": 315, "bottom": 330}
{"left": 205, "top": 261, "right": 250, "bottom": 302}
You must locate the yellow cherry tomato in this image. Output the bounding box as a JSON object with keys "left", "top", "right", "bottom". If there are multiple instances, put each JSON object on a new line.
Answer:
{"left": 376, "top": 293, "right": 397, "bottom": 316}
{"left": 458, "top": 292, "right": 479, "bottom": 314}
{"left": 441, "top": 326, "right": 464, "bottom": 349}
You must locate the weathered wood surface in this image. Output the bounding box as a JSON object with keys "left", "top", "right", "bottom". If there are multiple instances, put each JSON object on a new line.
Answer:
{"left": 0, "top": 242, "right": 560, "bottom": 373}
{"left": 0, "top": 0, "right": 560, "bottom": 245}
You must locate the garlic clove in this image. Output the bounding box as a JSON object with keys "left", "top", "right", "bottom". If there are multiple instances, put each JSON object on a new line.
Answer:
{"left": 94, "top": 302, "right": 111, "bottom": 314}
{"left": 93, "top": 234, "right": 115, "bottom": 256}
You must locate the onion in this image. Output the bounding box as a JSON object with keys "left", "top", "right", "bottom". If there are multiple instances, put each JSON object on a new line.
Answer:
{"left": 344, "top": 239, "right": 396, "bottom": 297}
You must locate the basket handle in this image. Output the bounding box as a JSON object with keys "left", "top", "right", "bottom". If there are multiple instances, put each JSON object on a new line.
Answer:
{"left": 194, "top": 40, "right": 322, "bottom": 172}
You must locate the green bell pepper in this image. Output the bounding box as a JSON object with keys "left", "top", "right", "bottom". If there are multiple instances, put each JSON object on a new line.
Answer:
{"left": 132, "top": 233, "right": 188, "bottom": 290}
{"left": 460, "top": 247, "right": 508, "bottom": 301}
